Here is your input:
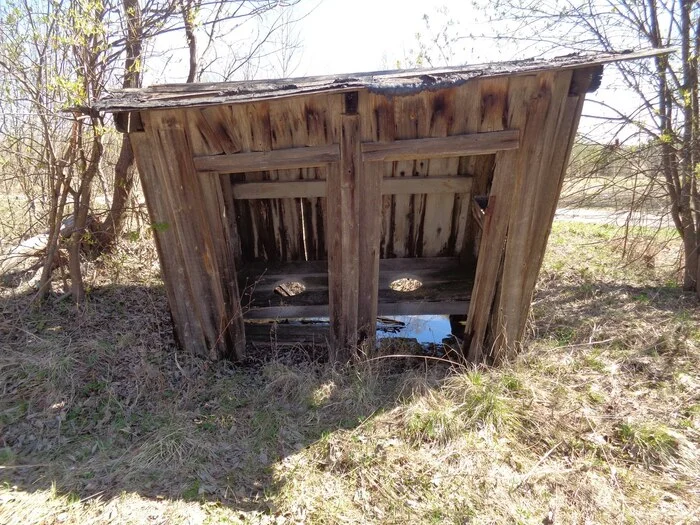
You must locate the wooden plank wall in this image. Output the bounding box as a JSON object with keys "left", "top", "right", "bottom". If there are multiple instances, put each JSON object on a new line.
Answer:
{"left": 129, "top": 66, "right": 596, "bottom": 363}
{"left": 463, "top": 67, "right": 601, "bottom": 363}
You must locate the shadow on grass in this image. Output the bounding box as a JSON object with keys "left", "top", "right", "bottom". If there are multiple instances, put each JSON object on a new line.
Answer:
{"left": 0, "top": 282, "right": 442, "bottom": 515}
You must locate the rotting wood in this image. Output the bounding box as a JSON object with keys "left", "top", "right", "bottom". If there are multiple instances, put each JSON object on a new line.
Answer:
{"left": 459, "top": 78, "right": 507, "bottom": 264}
{"left": 357, "top": 94, "right": 382, "bottom": 347}
{"left": 244, "top": 301, "right": 471, "bottom": 320}
{"left": 130, "top": 130, "right": 201, "bottom": 355}
{"left": 326, "top": 93, "right": 362, "bottom": 361}
{"left": 182, "top": 107, "right": 247, "bottom": 359}
{"left": 93, "top": 52, "right": 669, "bottom": 364}
{"left": 381, "top": 176, "right": 472, "bottom": 196}
{"left": 420, "top": 88, "right": 459, "bottom": 257}
{"left": 362, "top": 129, "right": 519, "bottom": 162}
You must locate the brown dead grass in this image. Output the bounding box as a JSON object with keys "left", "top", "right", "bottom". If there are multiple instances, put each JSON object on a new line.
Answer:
{"left": 0, "top": 222, "right": 699, "bottom": 524}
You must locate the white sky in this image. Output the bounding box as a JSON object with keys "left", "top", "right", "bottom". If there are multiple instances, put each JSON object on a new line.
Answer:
{"left": 293, "top": 0, "right": 479, "bottom": 76}
{"left": 145, "top": 0, "right": 652, "bottom": 143}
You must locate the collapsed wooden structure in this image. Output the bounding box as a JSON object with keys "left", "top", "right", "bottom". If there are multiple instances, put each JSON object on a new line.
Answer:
{"left": 94, "top": 50, "right": 665, "bottom": 363}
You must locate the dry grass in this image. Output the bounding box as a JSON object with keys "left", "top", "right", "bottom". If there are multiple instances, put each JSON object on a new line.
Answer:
{"left": 1, "top": 221, "right": 699, "bottom": 524}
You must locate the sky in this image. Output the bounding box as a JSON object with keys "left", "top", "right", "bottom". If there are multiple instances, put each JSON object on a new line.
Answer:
{"left": 145, "top": 0, "right": 655, "bottom": 143}
{"left": 292, "top": 0, "right": 479, "bottom": 76}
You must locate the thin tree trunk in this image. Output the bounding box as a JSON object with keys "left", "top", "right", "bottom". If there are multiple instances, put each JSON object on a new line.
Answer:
{"left": 94, "top": 0, "right": 143, "bottom": 252}
{"left": 181, "top": 0, "right": 198, "bottom": 83}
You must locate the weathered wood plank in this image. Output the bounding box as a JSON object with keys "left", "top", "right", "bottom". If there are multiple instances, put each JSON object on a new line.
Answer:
{"left": 459, "top": 78, "right": 508, "bottom": 264}
{"left": 337, "top": 108, "right": 362, "bottom": 359}
{"left": 421, "top": 88, "right": 459, "bottom": 257}
{"left": 381, "top": 176, "right": 472, "bottom": 196}
{"left": 244, "top": 301, "right": 471, "bottom": 319}
{"left": 143, "top": 111, "right": 240, "bottom": 360}
{"left": 268, "top": 98, "right": 306, "bottom": 262}
{"left": 227, "top": 175, "right": 472, "bottom": 200}
{"left": 182, "top": 107, "right": 247, "bottom": 359}
{"left": 231, "top": 180, "right": 326, "bottom": 199}
{"left": 377, "top": 301, "right": 468, "bottom": 316}
{"left": 130, "top": 131, "right": 200, "bottom": 352}
{"left": 357, "top": 93, "right": 382, "bottom": 347}
{"left": 245, "top": 304, "right": 329, "bottom": 319}
{"left": 239, "top": 257, "right": 462, "bottom": 280}
{"left": 494, "top": 69, "right": 585, "bottom": 361}
{"left": 391, "top": 95, "right": 429, "bottom": 258}
{"left": 463, "top": 74, "right": 544, "bottom": 363}
{"left": 212, "top": 102, "right": 276, "bottom": 261}
{"left": 362, "top": 129, "right": 519, "bottom": 162}
{"left": 301, "top": 94, "right": 338, "bottom": 260}
{"left": 193, "top": 144, "right": 339, "bottom": 173}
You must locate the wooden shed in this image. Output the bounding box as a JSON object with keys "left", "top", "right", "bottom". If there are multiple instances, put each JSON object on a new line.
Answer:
{"left": 95, "top": 50, "right": 663, "bottom": 363}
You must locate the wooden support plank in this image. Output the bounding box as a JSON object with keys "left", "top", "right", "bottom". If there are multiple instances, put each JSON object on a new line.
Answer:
{"left": 357, "top": 94, "right": 383, "bottom": 348}
{"left": 327, "top": 95, "right": 362, "bottom": 362}
{"left": 228, "top": 175, "right": 471, "bottom": 200}
{"left": 421, "top": 88, "right": 460, "bottom": 257}
{"left": 451, "top": 79, "right": 497, "bottom": 263}
{"left": 182, "top": 108, "right": 247, "bottom": 359}
{"left": 238, "top": 257, "right": 462, "bottom": 282}
{"left": 193, "top": 143, "right": 339, "bottom": 173}
{"left": 232, "top": 180, "right": 325, "bottom": 199}
{"left": 301, "top": 94, "right": 340, "bottom": 261}
{"left": 377, "top": 301, "right": 468, "bottom": 316}
{"left": 244, "top": 301, "right": 471, "bottom": 320}
{"left": 381, "top": 176, "right": 472, "bottom": 196}
{"left": 362, "top": 129, "right": 519, "bottom": 162}
{"left": 245, "top": 305, "right": 330, "bottom": 319}
{"left": 392, "top": 95, "right": 430, "bottom": 258}
{"left": 463, "top": 75, "right": 549, "bottom": 363}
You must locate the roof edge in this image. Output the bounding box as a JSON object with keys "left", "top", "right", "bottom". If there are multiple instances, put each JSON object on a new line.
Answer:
{"left": 89, "top": 48, "right": 674, "bottom": 114}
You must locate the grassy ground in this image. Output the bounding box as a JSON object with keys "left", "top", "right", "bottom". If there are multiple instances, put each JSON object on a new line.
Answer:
{"left": 1, "top": 221, "right": 699, "bottom": 524}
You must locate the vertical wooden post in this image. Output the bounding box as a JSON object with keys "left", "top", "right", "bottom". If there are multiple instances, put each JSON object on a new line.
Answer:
{"left": 357, "top": 121, "right": 382, "bottom": 350}
{"left": 327, "top": 92, "right": 363, "bottom": 362}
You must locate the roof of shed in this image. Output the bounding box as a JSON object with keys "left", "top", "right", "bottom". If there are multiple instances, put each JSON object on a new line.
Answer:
{"left": 94, "top": 48, "right": 670, "bottom": 113}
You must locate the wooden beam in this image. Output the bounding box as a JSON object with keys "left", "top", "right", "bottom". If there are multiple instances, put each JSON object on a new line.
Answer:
{"left": 228, "top": 175, "right": 472, "bottom": 200}
{"left": 381, "top": 176, "right": 472, "bottom": 195}
{"left": 357, "top": 105, "right": 382, "bottom": 348}
{"left": 232, "top": 180, "right": 326, "bottom": 199}
{"left": 378, "top": 301, "right": 468, "bottom": 316}
{"left": 326, "top": 98, "right": 362, "bottom": 362}
{"left": 193, "top": 143, "right": 340, "bottom": 173}
{"left": 245, "top": 304, "right": 330, "bottom": 319}
{"left": 243, "top": 301, "right": 470, "bottom": 320}
{"left": 362, "top": 129, "right": 520, "bottom": 162}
